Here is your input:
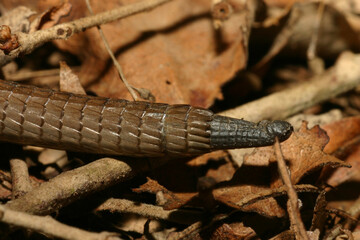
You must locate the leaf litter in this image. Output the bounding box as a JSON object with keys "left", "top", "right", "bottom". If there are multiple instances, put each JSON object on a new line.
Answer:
{"left": 0, "top": 0, "right": 360, "bottom": 239}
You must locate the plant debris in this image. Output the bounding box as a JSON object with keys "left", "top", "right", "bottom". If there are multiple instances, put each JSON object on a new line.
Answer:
{"left": 0, "top": 0, "right": 359, "bottom": 239}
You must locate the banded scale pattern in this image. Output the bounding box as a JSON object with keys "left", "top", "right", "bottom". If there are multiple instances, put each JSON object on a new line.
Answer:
{"left": 0, "top": 80, "right": 293, "bottom": 157}
{"left": 0, "top": 80, "right": 212, "bottom": 157}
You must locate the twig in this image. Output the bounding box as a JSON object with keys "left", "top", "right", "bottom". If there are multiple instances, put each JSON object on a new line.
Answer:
{"left": 0, "top": 0, "right": 173, "bottom": 66}
{"left": 307, "top": 0, "right": 326, "bottom": 74}
{"left": 0, "top": 205, "right": 120, "bottom": 240}
{"left": 253, "top": 1, "right": 294, "bottom": 28}
{"left": 274, "top": 138, "right": 309, "bottom": 240}
{"left": 252, "top": 5, "right": 301, "bottom": 72}
{"left": 307, "top": 0, "right": 325, "bottom": 61}
{"left": 96, "top": 198, "right": 203, "bottom": 225}
{"left": 5, "top": 157, "right": 168, "bottom": 215}
{"left": 85, "top": 0, "right": 138, "bottom": 101}
{"left": 9, "top": 159, "right": 32, "bottom": 199}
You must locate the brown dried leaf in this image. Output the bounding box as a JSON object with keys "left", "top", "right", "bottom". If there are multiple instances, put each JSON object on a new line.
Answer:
{"left": 59, "top": 61, "right": 86, "bottom": 95}
{"left": 133, "top": 178, "right": 196, "bottom": 210}
{"left": 327, "top": 144, "right": 360, "bottom": 187}
{"left": 213, "top": 166, "right": 286, "bottom": 218}
{"left": 318, "top": 117, "right": 360, "bottom": 187}
{"left": 310, "top": 191, "right": 328, "bottom": 232}
{"left": 9, "top": 0, "right": 250, "bottom": 107}
{"left": 246, "top": 122, "right": 349, "bottom": 187}
{"left": 322, "top": 116, "right": 360, "bottom": 154}
{"left": 210, "top": 223, "right": 258, "bottom": 240}
{"left": 91, "top": 0, "right": 248, "bottom": 107}
{"left": 39, "top": 1, "right": 72, "bottom": 30}
{"left": 214, "top": 186, "right": 286, "bottom": 218}
{"left": 214, "top": 174, "right": 319, "bottom": 217}
{"left": 29, "top": 1, "right": 72, "bottom": 33}
{"left": 205, "top": 160, "right": 237, "bottom": 183}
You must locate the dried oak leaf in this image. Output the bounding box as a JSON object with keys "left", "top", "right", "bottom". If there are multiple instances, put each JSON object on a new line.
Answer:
{"left": 27, "top": 1, "right": 72, "bottom": 33}
{"left": 310, "top": 191, "right": 328, "bottom": 232}
{"left": 37, "top": 1, "right": 72, "bottom": 30}
{"left": 246, "top": 121, "right": 349, "bottom": 187}
{"left": 322, "top": 116, "right": 360, "bottom": 154}
{"left": 213, "top": 164, "right": 319, "bottom": 217}
{"left": 214, "top": 188, "right": 286, "bottom": 218}
{"left": 5, "top": 0, "right": 250, "bottom": 107}
{"left": 215, "top": 122, "right": 348, "bottom": 218}
{"left": 213, "top": 165, "right": 286, "bottom": 218}
{"left": 202, "top": 222, "right": 258, "bottom": 240}
{"left": 211, "top": 223, "right": 257, "bottom": 240}
{"left": 59, "top": 61, "right": 86, "bottom": 94}
{"left": 133, "top": 177, "right": 196, "bottom": 210}
{"left": 320, "top": 117, "right": 360, "bottom": 187}
{"left": 326, "top": 144, "right": 360, "bottom": 187}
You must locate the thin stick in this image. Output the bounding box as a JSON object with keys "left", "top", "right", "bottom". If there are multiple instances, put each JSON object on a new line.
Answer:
{"left": 0, "top": 205, "right": 120, "bottom": 240}
{"left": 0, "top": 0, "right": 173, "bottom": 66}
{"left": 307, "top": 0, "right": 325, "bottom": 61}
{"left": 252, "top": 5, "right": 301, "bottom": 72}
{"left": 306, "top": 0, "right": 326, "bottom": 74}
{"left": 274, "top": 138, "right": 309, "bottom": 240}
{"left": 85, "top": 0, "right": 138, "bottom": 101}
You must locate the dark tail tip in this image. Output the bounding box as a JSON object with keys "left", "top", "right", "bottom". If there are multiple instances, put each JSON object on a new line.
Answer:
{"left": 265, "top": 120, "right": 293, "bottom": 142}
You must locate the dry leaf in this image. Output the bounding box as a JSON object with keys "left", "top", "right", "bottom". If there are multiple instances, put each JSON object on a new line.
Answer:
{"left": 245, "top": 122, "right": 349, "bottom": 187}
{"left": 38, "top": 1, "right": 72, "bottom": 30}
{"left": 327, "top": 145, "right": 360, "bottom": 187}
{"left": 310, "top": 191, "right": 328, "bottom": 232}
{"left": 214, "top": 185, "right": 286, "bottom": 218}
{"left": 317, "top": 117, "right": 360, "bottom": 187}
{"left": 3, "top": 0, "right": 251, "bottom": 107}
{"left": 213, "top": 166, "right": 286, "bottom": 218}
{"left": 209, "top": 223, "right": 258, "bottom": 240}
{"left": 322, "top": 116, "right": 360, "bottom": 154}
{"left": 133, "top": 178, "right": 196, "bottom": 210}
{"left": 214, "top": 175, "right": 319, "bottom": 217}
{"left": 59, "top": 61, "right": 86, "bottom": 94}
